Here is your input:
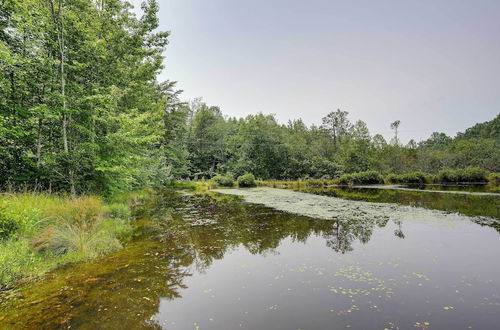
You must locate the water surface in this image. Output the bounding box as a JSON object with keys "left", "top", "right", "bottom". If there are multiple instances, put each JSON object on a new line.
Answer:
{"left": 0, "top": 190, "right": 499, "bottom": 329}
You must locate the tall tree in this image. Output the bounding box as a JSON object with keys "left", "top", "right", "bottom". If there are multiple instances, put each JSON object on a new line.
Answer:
{"left": 321, "top": 109, "right": 351, "bottom": 148}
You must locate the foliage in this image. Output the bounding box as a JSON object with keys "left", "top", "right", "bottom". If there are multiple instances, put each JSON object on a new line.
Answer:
{"left": 386, "top": 171, "right": 428, "bottom": 184}
{"left": 211, "top": 174, "right": 234, "bottom": 187}
{"left": 488, "top": 173, "right": 500, "bottom": 184}
{"left": 337, "top": 171, "right": 384, "bottom": 185}
{"left": 237, "top": 174, "right": 256, "bottom": 187}
{"left": 436, "top": 167, "right": 489, "bottom": 183}
{"left": 0, "top": 0, "right": 176, "bottom": 195}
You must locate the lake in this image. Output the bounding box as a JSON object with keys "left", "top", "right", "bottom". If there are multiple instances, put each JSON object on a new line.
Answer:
{"left": 0, "top": 187, "right": 499, "bottom": 329}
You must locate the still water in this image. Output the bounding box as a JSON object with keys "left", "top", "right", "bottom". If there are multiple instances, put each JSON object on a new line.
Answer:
{"left": 0, "top": 188, "right": 499, "bottom": 329}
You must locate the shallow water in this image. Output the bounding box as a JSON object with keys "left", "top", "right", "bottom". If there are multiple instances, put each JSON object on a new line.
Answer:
{"left": 1, "top": 190, "right": 499, "bottom": 329}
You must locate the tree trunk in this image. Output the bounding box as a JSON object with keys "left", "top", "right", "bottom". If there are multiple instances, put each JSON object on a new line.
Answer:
{"left": 36, "top": 118, "right": 43, "bottom": 166}
{"left": 50, "top": 0, "right": 75, "bottom": 195}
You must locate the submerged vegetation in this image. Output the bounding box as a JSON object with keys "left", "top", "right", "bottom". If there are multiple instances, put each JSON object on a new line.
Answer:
{"left": 0, "top": 193, "right": 138, "bottom": 289}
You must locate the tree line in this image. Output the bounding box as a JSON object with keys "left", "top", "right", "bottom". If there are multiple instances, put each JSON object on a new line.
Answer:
{"left": 1, "top": 0, "right": 499, "bottom": 195}
{"left": 167, "top": 103, "right": 499, "bottom": 181}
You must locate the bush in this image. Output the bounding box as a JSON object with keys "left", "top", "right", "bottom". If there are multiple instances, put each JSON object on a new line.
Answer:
{"left": 437, "top": 167, "right": 489, "bottom": 183}
{"left": 488, "top": 173, "right": 500, "bottom": 184}
{"left": 237, "top": 174, "right": 256, "bottom": 187}
{"left": 386, "top": 172, "right": 428, "bottom": 184}
{"left": 437, "top": 168, "right": 459, "bottom": 183}
{"left": 338, "top": 174, "right": 354, "bottom": 185}
{"left": 462, "top": 167, "right": 488, "bottom": 182}
{"left": 338, "top": 171, "right": 384, "bottom": 185}
{"left": 211, "top": 174, "right": 234, "bottom": 187}
{"left": 386, "top": 173, "right": 400, "bottom": 184}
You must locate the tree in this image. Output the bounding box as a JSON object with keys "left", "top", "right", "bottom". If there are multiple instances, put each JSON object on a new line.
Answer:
{"left": 390, "top": 120, "right": 400, "bottom": 145}
{"left": 321, "top": 109, "right": 351, "bottom": 148}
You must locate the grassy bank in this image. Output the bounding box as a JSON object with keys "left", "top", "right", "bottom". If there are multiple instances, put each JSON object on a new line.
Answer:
{"left": 0, "top": 192, "right": 149, "bottom": 289}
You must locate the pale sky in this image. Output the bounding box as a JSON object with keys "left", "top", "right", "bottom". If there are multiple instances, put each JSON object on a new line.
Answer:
{"left": 132, "top": 0, "right": 500, "bottom": 142}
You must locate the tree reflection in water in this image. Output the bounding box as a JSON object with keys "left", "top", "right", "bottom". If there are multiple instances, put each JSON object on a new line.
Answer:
{"left": 0, "top": 191, "right": 400, "bottom": 329}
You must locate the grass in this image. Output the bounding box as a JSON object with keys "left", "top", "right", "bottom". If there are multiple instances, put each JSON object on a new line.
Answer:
{"left": 0, "top": 192, "right": 139, "bottom": 289}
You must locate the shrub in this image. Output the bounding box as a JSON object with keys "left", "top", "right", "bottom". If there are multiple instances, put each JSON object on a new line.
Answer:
{"left": 400, "top": 171, "right": 428, "bottom": 184}
{"left": 354, "top": 170, "right": 384, "bottom": 184}
{"left": 462, "top": 167, "right": 488, "bottom": 182}
{"left": 211, "top": 174, "right": 234, "bottom": 187}
{"left": 386, "top": 172, "right": 429, "bottom": 184}
{"left": 237, "top": 174, "right": 256, "bottom": 187}
{"left": 437, "top": 167, "right": 489, "bottom": 183}
{"left": 338, "top": 174, "right": 354, "bottom": 185}
{"left": 386, "top": 173, "right": 400, "bottom": 184}
{"left": 488, "top": 173, "right": 500, "bottom": 184}
{"left": 436, "top": 168, "right": 459, "bottom": 183}
{"left": 337, "top": 171, "right": 384, "bottom": 185}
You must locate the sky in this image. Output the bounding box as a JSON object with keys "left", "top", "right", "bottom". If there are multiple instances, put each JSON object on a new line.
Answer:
{"left": 131, "top": 0, "right": 500, "bottom": 142}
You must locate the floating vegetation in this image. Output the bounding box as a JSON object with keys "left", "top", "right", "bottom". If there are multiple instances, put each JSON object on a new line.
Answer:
{"left": 213, "top": 188, "right": 499, "bottom": 227}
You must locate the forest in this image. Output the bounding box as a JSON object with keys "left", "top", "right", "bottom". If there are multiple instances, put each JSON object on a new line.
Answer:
{"left": 1, "top": 0, "right": 499, "bottom": 196}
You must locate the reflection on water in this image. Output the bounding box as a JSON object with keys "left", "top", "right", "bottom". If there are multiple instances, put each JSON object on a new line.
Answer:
{"left": 0, "top": 190, "right": 499, "bottom": 329}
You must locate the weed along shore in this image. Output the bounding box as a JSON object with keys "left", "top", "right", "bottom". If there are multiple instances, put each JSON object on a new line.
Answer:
{"left": 0, "top": 191, "right": 150, "bottom": 290}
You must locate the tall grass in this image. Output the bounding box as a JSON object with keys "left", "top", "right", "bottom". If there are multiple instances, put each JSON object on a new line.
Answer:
{"left": 0, "top": 193, "right": 135, "bottom": 289}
